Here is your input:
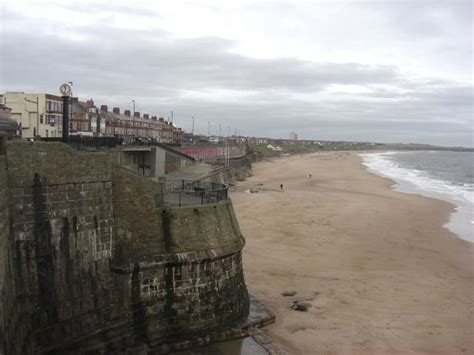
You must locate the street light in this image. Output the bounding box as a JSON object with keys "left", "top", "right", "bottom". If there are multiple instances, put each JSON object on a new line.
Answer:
{"left": 131, "top": 100, "right": 136, "bottom": 118}
{"left": 170, "top": 110, "right": 174, "bottom": 123}
{"left": 208, "top": 121, "right": 211, "bottom": 137}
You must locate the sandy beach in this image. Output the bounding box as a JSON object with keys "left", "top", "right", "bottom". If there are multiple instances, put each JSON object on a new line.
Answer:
{"left": 231, "top": 152, "right": 474, "bottom": 354}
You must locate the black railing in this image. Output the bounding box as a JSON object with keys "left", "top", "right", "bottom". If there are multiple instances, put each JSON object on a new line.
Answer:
{"left": 41, "top": 136, "right": 123, "bottom": 149}
{"left": 164, "top": 179, "right": 228, "bottom": 207}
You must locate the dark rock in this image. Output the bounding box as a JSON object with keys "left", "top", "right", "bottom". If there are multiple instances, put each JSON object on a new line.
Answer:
{"left": 291, "top": 300, "right": 311, "bottom": 312}
{"left": 281, "top": 291, "right": 297, "bottom": 297}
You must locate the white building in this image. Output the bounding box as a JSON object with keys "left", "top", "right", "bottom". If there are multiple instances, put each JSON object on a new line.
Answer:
{"left": 0, "top": 92, "right": 65, "bottom": 138}
{"left": 289, "top": 131, "right": 298, "bottom": 140}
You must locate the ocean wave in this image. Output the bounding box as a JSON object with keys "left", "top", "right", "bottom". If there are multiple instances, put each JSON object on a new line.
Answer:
{"left": 360, "top": 152, "right": 474, "bottom": 243}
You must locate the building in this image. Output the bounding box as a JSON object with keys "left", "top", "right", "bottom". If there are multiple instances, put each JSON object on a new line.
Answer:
{"left": 0, "top": 92, "right": 187, "bottom": 143}
{"left": 0, "top": 96, "right": 11, "bottom": 120}
{"left": 0, "top": 99, "right": 19, "bottom": 138}
{"left": 289, "top": 131, "right": 298, "bottom": 141}
{"left": 99, "top": 106, "right": 165, "bottom": 141}
{"left": 0, "top": 92, "right": 69, "bottom": 138}
{"left": 98, "top": 106, "right": 182, "bottom": 144}
{"left": 69, "top": 98, "right": 98, "bottom": 137}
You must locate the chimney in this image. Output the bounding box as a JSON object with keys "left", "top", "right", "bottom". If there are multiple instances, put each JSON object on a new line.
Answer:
{"left": 144, "top": 114, "right": 149, "bottom": 119}
{"left": 134, "top": 112, "right": 140, "bottom": 118}
{"left": 152, "top": 116, "right": 157, "bottom": 121}
{"left": 100, "top": 105, "right": 108, "bottom": 112}
{"left": 124, "top": 110, "right": 131, "bottom": 117}
{"left": 113, "top": 107, "right": 120, "bottom": 115}
{"left": 159, "top": 117, "right": 164, "bottom": 122}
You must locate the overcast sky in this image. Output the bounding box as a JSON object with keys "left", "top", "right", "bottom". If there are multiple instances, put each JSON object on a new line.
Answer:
{"left": 1, "top": 0, "right": 472, "bottom": 146}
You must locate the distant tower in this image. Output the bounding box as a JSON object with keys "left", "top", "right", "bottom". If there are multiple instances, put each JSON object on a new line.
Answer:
{"left": 289, "top": 131, "right": 298, "bottom": 141}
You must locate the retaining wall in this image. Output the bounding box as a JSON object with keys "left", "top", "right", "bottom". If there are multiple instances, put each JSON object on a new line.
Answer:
{"left": 0, "top": 141, "right": 249, "bottom": 354}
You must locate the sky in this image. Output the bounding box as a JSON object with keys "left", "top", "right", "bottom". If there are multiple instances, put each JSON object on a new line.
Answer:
{"left": 1, "top": 0, "right": 472, "bottom": 146}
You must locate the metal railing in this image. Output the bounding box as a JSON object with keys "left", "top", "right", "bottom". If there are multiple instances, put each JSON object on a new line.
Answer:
{"left": 164, "top": 179, "right": 228, "bottom": 207}
{"left": 41, "top": 136, "right": 123, "bottom": 149}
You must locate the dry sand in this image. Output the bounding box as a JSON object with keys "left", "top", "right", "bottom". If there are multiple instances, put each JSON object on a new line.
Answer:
{"left": 231, "top": 152, "right": 474, "bottom": 355}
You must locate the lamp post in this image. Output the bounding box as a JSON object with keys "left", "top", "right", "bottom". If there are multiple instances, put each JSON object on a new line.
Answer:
{"left": 131, "top": 100, "right": 136, "bottom": 118}
{"left": 170, "top": 110, "right": 174, "bottom": 123}
{"left": 208, "top": 121, "right": 211, "bottom": 137}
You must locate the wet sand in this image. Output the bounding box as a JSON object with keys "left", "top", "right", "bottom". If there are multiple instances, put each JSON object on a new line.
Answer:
{"left": 231, "top": 152, "right": 474, "bottom": 355}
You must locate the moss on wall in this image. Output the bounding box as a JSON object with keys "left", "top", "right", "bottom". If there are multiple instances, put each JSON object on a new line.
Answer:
{"left": 1, "top": 141, "right": 249, "bottom": 354}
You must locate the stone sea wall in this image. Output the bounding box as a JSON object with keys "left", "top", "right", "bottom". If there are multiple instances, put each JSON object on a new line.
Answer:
{"left": 0, "top": 155, "right": 24, "bottom": 354}
{"left": 1, "top": 142, "right": 115, "bottom": 354}
{"left": 0, "top": 141, "right": 249, "bottom": 354}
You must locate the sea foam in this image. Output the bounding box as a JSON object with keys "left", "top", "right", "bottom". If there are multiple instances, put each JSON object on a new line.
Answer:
{"left": 360, "top": 151, "right": 474, "bottom": 243}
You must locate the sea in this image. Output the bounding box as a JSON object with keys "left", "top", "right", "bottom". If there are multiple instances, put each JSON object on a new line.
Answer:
{"left": 359, "top": 151, "right": 474, "bottom": 243}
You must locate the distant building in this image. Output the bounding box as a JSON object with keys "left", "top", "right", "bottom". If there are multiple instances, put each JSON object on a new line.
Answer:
{"left": 0, "top": 98, "right": 19, "bottom": 138}
{"left": 0, "top": 96, "right": 12, "bottom": 120}
{"left": 0, "top": 92, "right": 188, "bottom": 143}
{"left": 289, "top": 132, "right": 298, "bottom": 141}
{"left": 69, "top": 98, "right": 97, "bottom": 137}
{"left": 97, "top": 106, "right": 181, "bottom": 144}
{"left": 0, "top": 92, "right": 66, "bottom": 138}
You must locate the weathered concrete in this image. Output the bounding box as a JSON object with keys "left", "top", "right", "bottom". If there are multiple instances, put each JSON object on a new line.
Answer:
{"left": 0, "top": 141, "right": 249, "bottom": 354}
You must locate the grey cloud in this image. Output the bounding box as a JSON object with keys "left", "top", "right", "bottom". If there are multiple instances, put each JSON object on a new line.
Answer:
{"left": 1, "top": 17, "right": 400, "bottom": 94}
{"left": 0, "top": 3, "right": 472, "bottom": 147}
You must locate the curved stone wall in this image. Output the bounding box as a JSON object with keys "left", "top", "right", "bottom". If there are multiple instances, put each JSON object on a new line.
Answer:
{"left": 109, "top": 167, "right": 249, "bottom": 351}
{"left": 0, "top": 142, "right": 249, "bottom": 354}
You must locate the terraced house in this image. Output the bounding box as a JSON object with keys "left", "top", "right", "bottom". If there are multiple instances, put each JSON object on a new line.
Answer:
{"left": 0, "top": 93, "right": 184, "bottom": 143}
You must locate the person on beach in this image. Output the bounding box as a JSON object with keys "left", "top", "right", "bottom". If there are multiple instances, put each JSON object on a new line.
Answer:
{"left": 309, "top": 174, "right": 312, "bottom": 179}
{"left": 280, "top": 184, "right": 283, "bottom": 190}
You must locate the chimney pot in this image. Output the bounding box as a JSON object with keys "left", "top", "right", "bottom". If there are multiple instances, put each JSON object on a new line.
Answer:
{"left": 100, "top": 105, "right": 108, "bottom": 112}
{"left": 144, "top": 114, "right": 149, "bottom": 119}
{"left": 113, "top": 107, "right": 120, "bottom": 114}
{"left": 124, "top": 110, "right": 131, "bottom": 117}
{"left": 134, "top": 112, "right": 140, "bottom": 118}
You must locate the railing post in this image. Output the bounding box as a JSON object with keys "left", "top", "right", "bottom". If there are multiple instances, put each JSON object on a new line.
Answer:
{"left": 178, "top": 191, "right": 181, "bottom": 207}
{"left": 182, "top": 180, "right": 184, "bottom": 190}
{"left": 216, "top": 191, "right": 219, "bottom": 203}
{"left": 201, "top": 192, "right": 204, "bottom": 205}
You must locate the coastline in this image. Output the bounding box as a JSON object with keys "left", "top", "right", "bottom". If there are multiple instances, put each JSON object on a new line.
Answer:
{"left": 359, "top": 150, "right": 474, "bottom": 243}
{"left": 231, "top": 151, "right": 474, "bottom": 354}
